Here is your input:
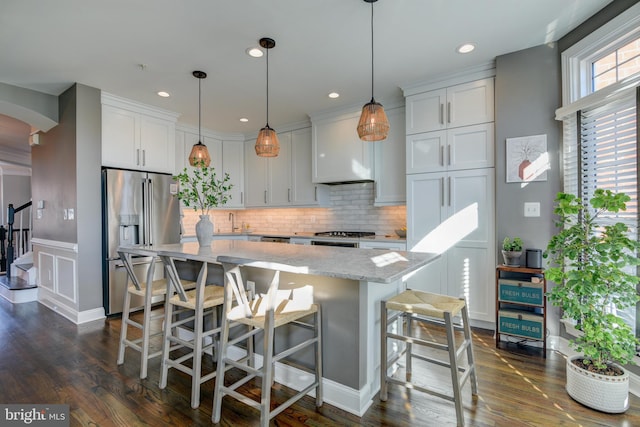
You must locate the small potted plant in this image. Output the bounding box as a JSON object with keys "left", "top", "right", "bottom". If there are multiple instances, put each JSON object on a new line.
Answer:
{"left": 173, "top": 160, "right": 233, "bottom": 246}
{"left": 544, "top": 189, "right": 640, "bottom": 413}
{"left": 501, "top": 236, "right": 523, "bottom": 266}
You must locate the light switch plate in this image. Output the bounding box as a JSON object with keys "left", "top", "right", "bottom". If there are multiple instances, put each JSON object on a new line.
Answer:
{"left": 63, "top": 209, "right": 68, "bottom": 220}
{"left": 524, "top": 202, "right": 540, "bottom": 217}
{"left": 68, "top": 208, "right": 75, "bottom": 220}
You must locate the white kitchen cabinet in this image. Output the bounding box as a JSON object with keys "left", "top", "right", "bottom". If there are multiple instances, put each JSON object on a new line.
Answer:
{"left": 406, "top": 122, "right": 494, "bottom": 174}
{"left": 245, "top": 128, "right": 328, "bottom": 208}
{"left": 222, "top": 140, "right": 244, "bottom": 208}
{"left": 405, "top": 168, "right": 495, "bottom": 323}
{"left": 374, "top": 106, "right": 406, "bottom": 205}
{"left": 101, "top": 93, "right": 178, "bottom": 173}
{"left": 405, "top": 78, "right": 494, "bottom": 135}
{"left": 312, "top": 110, "right": 374, "bottom": 183}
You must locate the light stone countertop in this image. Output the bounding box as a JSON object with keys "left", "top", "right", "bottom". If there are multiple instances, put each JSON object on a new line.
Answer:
{"left": 142, "top": 240, "right": 436, "bottom": 284}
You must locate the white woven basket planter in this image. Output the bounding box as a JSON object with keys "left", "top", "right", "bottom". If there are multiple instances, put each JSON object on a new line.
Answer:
{"left": 566, "top": 355, "right": 630, "bottom": 413}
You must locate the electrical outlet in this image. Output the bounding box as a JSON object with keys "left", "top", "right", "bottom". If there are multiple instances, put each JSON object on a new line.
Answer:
{"left": 63, "top": 209, "right": 68, "bottom": 220}
{"left": 68, "top": 208, "right": 75, "bottom": 220}
{"left": 524, "top": 202, "right": 540, "bottom": 217}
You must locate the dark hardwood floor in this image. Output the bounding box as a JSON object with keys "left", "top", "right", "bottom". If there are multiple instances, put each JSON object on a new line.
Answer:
{"left": 1, "top": 298, "right": 640, "bottom": 426}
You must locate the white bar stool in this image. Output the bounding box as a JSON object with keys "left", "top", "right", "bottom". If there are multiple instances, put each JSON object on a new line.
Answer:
{"left": 380, "top": 289, "right": 478, "bottom": 427}
{"left": 158, "top": 255, "right": 225, "bottom": 408}
{"left": 117, "top": 247, "right": 194, "bottom": 379}
{"left": 212, "top": 264, "right": 323, "bottom": 427}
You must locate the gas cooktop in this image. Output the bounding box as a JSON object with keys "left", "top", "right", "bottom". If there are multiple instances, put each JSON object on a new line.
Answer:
{"left": 314, "top": 231, "right": 376, "bottom": 238}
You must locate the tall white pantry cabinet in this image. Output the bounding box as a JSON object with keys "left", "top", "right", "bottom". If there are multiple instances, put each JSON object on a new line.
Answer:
{"left": 405, "top": 77, "right": 496, "bottom": 324}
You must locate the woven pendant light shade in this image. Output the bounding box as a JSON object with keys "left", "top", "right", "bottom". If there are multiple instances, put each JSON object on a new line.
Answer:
{"left": 255, "top": 125, "right": 280, "bottom": 157}
{"left": 189, "top": 142, "right": 211, "bottom": 167}
{"left": 189, "top": 70, "right": 211, "bottom": 167}
{"left": 357, "top": 99, "right": 389, "bottom": 141}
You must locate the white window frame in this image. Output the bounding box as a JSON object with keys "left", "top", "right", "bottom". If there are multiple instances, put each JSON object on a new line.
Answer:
{"left": 561, "top": 2, "right": 640, "bottom": 105}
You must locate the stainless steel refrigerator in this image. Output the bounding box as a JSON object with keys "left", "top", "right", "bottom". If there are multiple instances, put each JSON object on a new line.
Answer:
{"left": 102, "top": 168, "right": 181, "bottom": 315}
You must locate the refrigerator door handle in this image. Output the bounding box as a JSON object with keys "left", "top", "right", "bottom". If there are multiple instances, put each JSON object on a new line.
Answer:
{"left": 148, "top": 178, "right": 154, "bottom": 245}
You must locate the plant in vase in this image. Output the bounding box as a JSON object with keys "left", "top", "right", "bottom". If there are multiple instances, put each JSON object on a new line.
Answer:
{"left": 501, "top": 236, "right": 523, "bottom": 266}
{"left": 173, "top": 160, "right": 233, "bottom": 246}
{"left": 544, "top": 189, "right": 640, "bottom": 413}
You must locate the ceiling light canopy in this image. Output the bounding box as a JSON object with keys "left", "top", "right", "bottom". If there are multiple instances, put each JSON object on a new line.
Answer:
{"left": 188, "top": 70, "right": 211, "bottom": 167}
{"left": 255, "top": 37, "right": 280, "bottom": 157}
{"left": 357, "top": 0, "right": 389, "bottom": 142}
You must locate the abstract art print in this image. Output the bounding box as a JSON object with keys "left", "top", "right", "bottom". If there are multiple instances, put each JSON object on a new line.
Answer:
{"left": 506, "top": 134, "right": 549, "bottom": 183}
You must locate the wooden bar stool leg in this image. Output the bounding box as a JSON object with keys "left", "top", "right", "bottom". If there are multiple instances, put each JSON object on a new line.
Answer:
{"left": 445, "top": 311, "right": 464, "bottom": 427}
{"left": 211, "top": 301, "right": 231, "bottom": 424}
{"left": 406, "top": 312, "right": 413, "bottom": 382}
{"left": 380, "top": 300, "right": 389, "bottom": 401}
{"left": 462, "top": 305, "right": 478, "bottom": 395}
{"left": 117, "top": 289, "right": 132, "bottom": 366}
{"left": 159, "top": 296, "right": 174, "bottom": 390}
{"left": 139, "top": 283, "right": 154, "bottom": 379}
{"left": 260, "top": 313, "right": 275, "bottom": 427}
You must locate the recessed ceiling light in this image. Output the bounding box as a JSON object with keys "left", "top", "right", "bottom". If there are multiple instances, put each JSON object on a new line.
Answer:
{"left": 157, "top": 91, "right": 170, "bottom": 97}
{"left": 239, "top": 117, "right": 249, "bottom": 123}
{"left": 457, "top": 43, "right": 475, "bottom": 54}
{"left": 246, "top": 47, "right": 263, "bottom": 58}
{"left": 328, "top": 92, "right": 340, "bottom": 99}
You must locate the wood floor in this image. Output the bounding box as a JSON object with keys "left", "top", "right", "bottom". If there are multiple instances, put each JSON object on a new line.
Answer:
{"left": 1, "top": 298, "right": 640, "bottom": 427}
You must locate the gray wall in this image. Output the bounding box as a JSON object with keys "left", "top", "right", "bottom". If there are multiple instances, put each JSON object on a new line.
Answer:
{"left": 495, "top": 44, "right": 563, "bottom": 334}
{"left": 31, "top": 83, "right": 103, "bottom": 311}
{"left": 1, "top": 174, "right": 31, "bottom": 225}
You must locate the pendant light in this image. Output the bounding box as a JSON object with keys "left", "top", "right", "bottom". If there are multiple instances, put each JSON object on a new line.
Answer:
{"left": 357, "top": 0, "right": 389, "bottom": 141}
{"left": 255, "top": 37, "right": 280, "bottom": 157}
{"left": 188, "top": 70, "right": 211, "bottom": 167}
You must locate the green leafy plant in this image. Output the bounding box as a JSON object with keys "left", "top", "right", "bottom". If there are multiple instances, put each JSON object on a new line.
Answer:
{"left": 173, "top": 160, "right": 233, "bottom": 216}
{"left": 544, "top": 189, "right": 640, "bottom": 372}
{"left": 502, "top": 236, "right": 523, "bottom": 252}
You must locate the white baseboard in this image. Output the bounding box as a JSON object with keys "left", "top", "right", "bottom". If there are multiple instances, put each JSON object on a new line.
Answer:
{"left": 38, "top": 288, "right": 106, "bottom": 324}
{"left": 548, "top": 335, "right": 640, "bottom": 398}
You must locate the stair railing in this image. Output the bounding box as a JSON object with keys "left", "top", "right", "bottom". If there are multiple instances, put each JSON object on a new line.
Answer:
{"left": 6, "top": 201, "right": 32, "bottom": 278}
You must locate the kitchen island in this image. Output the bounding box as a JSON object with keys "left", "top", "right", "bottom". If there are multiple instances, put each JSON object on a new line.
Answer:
{"left": 137, "top": 240, "right": 438, "bottom": 416}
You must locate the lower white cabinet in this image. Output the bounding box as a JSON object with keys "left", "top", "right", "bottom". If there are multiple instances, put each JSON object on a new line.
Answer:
{"left": 405, "top": 168, "right": 495, "bottom": 323}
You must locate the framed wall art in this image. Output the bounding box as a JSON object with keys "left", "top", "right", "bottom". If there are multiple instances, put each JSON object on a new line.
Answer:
{"left": 505, "top": 134, "right": 549, "bottom": 183}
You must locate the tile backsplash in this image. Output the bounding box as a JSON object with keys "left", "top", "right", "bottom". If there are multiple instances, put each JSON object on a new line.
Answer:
{"left": 181, "top": 182, "right": 406, "bottom": 237}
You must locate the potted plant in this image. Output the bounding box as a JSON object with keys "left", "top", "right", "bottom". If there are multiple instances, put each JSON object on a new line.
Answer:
{"left": 544, "top": 189, "right": 640, "bottom": 413}
{"left": 501, "top": 236, "right": 523, "bottom": 266}
{"left": 173, "top": 160, "right": 233, "bottom": 246}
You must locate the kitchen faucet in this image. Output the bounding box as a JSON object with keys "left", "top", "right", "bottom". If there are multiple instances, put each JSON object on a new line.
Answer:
{"left": 229, "top": 212, "right": 238, "bottom": 232}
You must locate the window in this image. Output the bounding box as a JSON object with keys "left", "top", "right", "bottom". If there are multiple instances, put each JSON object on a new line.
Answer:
{"left": 558, "top": 4, "right": 640, "bottom": 342}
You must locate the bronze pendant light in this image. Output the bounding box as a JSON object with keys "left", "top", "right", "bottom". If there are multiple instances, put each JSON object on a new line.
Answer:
{"left": 255, "top": 37, "right": 280, "bottom": 157}
{"left": 188, "top": 70, "right": 211, "bottom": 167}
{"left": 357, "top": 0, "right": 389, "bottom": 141}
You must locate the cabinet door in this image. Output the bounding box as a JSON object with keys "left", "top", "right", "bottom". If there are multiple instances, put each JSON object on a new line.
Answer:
{"left": 447, "top": 123, "right": 494, "bottom": 171}
{"left": 406, "top": 131, "right": 446, "bottom": 174}
{"left": 405, "top": 88, "right": 446, "bottom": 134}
{"left": 374, "top": 107, "right": 406, "bottom": 205}
{"left": 291, "top": 127, "right": 319, "bottom": 206}
{"left": 406, "top": 173, "right": 447, "bottom": 253}
{"left": 312, "top": 112, "right": 373, "bottom": 183}
{"left": 446, "top": 79, "right": 494, "bottom": 128}
{"left": 140, "top": 115, "right": 175, "bottom": 173}
{"left": 267, "top": 131, "right": 292, "bottom": 206}
{"left": 446, "top": 168, "right": 495, "bottom": 322}
{"left": 222, "top": 140, "right": 244, "bottom": 208}
{"left": 244, "top": 140, "right": 268, "bottom": 207}
{"left": 102, "top": 105, "right": 138, "bottom": 169}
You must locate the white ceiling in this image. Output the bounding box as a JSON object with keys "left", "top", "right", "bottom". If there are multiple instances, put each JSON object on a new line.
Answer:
{"left": 0, "top": 0, "right": 611, "bottom": 163}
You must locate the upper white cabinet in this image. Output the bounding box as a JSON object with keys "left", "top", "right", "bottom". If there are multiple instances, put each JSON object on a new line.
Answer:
{"left": 101, "top": 93, "right": 179, "bottom": 174}
{"left": 245, "top": 127, "right": 328, "bottom": 208}
{"left": 405, "top": 78, "right": 494, "bottom": 135}
{"left": 406, "top": 122, "right": 494, "bottom": 174}
{"left": 174, "top": 126, "right": 244, "bottom": 209}
{"left": 312, "top": 111, "right": 374, "bottom": 183}
{"left": 222, "top": 140, "right": 245, "bottom": 208}
{"left": 373, "top": 106, "right": 406, "bottom": 205}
